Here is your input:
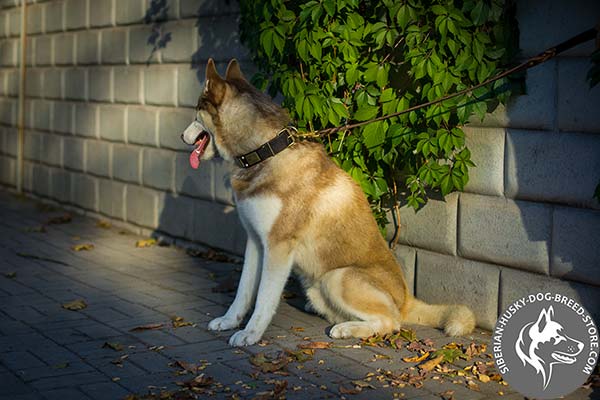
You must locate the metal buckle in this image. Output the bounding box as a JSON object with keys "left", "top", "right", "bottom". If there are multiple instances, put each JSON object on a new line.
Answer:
{"left": 243, "top": 152, "right": 261, "bottom": 166}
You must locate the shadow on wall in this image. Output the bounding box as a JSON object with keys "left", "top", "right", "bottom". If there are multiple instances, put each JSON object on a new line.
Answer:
{"left": 491, "top": 0, "right": 600, "bottom": 327}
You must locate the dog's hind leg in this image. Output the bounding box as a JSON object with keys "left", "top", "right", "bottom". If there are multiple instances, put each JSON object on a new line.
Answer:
{"left": 305, "top": 284, "right": 346, "bottom": 324}
{"left": 318, "top": 268, "right": 401, "bottom": 339}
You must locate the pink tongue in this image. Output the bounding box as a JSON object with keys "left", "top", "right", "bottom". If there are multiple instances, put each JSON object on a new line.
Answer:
{"left": 189, "top": 135, "right": 209, "bottom": 169}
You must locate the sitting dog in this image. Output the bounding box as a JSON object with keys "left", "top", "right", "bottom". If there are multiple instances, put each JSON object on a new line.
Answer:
{"left": 181, "top": 58, "right": 475, "bottom": 346}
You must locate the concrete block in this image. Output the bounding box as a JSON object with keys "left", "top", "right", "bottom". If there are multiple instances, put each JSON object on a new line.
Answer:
{"left": 470, "top": 61, "right": 556, "bottom": 131}
{"left": 517, "top": 0, "right": 600, "bottom": 57}
{"left": 174, "top": 152, "right": 213, "bottom": 200}
{"left": 3, "top": 127, "right": 17, "bottom": 156}
{"left": 98, "top": 105, "right": 125, "bottom": 142}
{"left": 558, "top": 59, "right": 600, "bottom": 133}
{"left": 98, "top": 179, "right": 126, "bottom": 219}
{"left": 54, "top": 33, "right": 74, "bottom": 65}
{"left": 26, "top": 3, "right": 43, "bottom": 35}
{"left": 112, "top": 144, "right": 140, "bottom": 183}
{"left": 88, "top": 67, "right": 112, "bottom": 102}
{"left": 157, "top": 193, "right": 196, "bottom": 239}
{"left": 85, "top": 140, "right": 111, "bottom": 177}
{"left": 500, "top": 268, "right": 600, "bottom": 323}
{"left": 158, "top": 107, "right": 191, "bottom": 150}
{"left": 7, "top": 8, "right": 19, "bottom": 37}
{"left": 113, "top": 66, "right": 141, "bottom": 103}
{"left": 144, "top": 66, "right": 176, "bottom": 106}
{"left": 63, "top": 136, "right": 85, "bottom": 171}
{"left": 35, "top": 35, "right": 53, "bottom": 66}
{"left": 45, "top": 0, "right": 64, "bottom": 33}
{"left": 24, "top": 99, "right": 34, "bottom": 128}
{"left": 393, "top": 244, "right": 415, "bottom": 296}
{"left": 50, "top": 168, "right": 71, "bottom": 203}
{"left": 52, "top": 101, "right": 73, "bottom": 133}
{"left": 100, "top": 29, "right": 127, "bottom": 64}
{"left": 0, "top": 155, "right": 15, "bottom": 186}
{"left": 6, "top": 69, "right": 18, "bottom": 96}
{"left": 129, "top": 25, "right": 156, "bottom": 64}
{"left": 180, "top": 0, "right": 239, "bottom": 17}
{"left": 24, "top": 131, "right": 41, "bottom": 161}
{"left": 551, "top": 207, "right": 600, "bottom": 286}
{"left": 142, "top": 147, "right": 174, "bottom": 191}
{"left": 193, "top": 200, "right": 246, "bottom": 253}
{"left": 0, "top": 98, "right": 15, "bottom": 125}
{"left": 116, "top": 0, "right": 145, "bottom": 25}
{"left": 127, "top": 106, "right": 157, "bottom": 146}
{"left": 31, "top": 163, "right": 51, "bottom": 197}
{"left": 458, "top": 193, "right": 551, "bottom": 274}
{"left": 33, "top": 100, "right": 51, "bottom": 131}
{"left": 41, "top": 133, "right": 63, "bottom": 167}
{"left": 65, "top": 0, "right": 88, "bottom": 30}
{"left": 0, "top": 39, "right": 16, "bottom": 67}
{"left": 195, "top": 15, "right": 249, "bottom": 62}
{"left": 76, "top": 31, "right": 99, "bottom": 65}
{"left": 42, "top": 69, "right": 62, "bottom": 99}
{"left": 74, "top": 103, "right": 98, "bottom": 137}
{"left": 25, "top": 68, "right": 43, "bottom": 97}
{"left": 64, "top": 67, "right": 87, "bottom": 100}
{"left": 89, "top": 0, "right": 113, "bottom": 28}
{"left": 161, "top": 20, "right": 196, "bottom": 63}
{"left": 25, "top": 36, "right": 35, "bottom": 66}
{"left": 71, "top": 172, "right": 98, "bottom": 211}
{"left": 415, "top": 250, "right": 500, "bottom": 330}
{"left": 388, "top": 193, "right": 458, "bottom": 255}
{"left": 22, "top": 161, "right": 33, "bottom": 192}
{"left": 213, "top": 159, "right": 233, "bottom": 204}
{"left": 126, "top": 184, "right": 158, "bottom": 227}
{"left": 505, "top": 129, "right": 600, "bottom": 208}
{"left": 177, "top": 65, "right": 203, "bottom": 107}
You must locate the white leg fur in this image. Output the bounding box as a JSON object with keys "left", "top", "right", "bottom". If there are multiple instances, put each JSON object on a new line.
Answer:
{"left": 229, "top": 245, "right": 293, "bottom": 346}
{"left": 208, "top": 234, "right": 261, "bottom": 331}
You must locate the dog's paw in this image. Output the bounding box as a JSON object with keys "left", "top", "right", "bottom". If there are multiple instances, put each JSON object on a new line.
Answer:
{"left": 229, "top": 329, "right": 261, "bottom": 347}
{"left": 207, "top": 316, "right": 239, "bottom": 331}
{"left": 329, "top": 324, "right": 351, "bottom": 339}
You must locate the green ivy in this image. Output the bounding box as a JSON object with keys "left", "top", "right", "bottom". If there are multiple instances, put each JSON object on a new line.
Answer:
{"left": 239, "top": 0, "right": 518, "bottom": 228}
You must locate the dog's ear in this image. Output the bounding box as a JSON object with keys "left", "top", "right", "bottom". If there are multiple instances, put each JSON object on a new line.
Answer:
{"left": 534, "top": 307, "right": 551, "bottom": 333}
{"left": 225, "top": 59, "right": 245, "bottom": 81}
{"left": 204, "top": 58, "right": 226, "bottom": 104}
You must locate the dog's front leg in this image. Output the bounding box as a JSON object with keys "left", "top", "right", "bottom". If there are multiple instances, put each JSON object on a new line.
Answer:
{"left": 208, "top": 234, "right": 261, "bottom": 331}
{"left": 229, "top": 245, "right": 293, "bottom": 346}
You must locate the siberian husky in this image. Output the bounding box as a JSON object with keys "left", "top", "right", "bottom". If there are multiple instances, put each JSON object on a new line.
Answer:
{"left": 181, "top": 58, "right": 476, "bottom": 346}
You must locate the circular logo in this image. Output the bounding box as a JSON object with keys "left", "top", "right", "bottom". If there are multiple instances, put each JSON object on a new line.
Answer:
{"left": 492, "top": 292, "right": 598, "bottom": 399}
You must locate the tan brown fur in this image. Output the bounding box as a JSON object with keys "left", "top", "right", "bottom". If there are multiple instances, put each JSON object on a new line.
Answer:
{"left": 195, "top": 59, "right": 476, "bottom": 345}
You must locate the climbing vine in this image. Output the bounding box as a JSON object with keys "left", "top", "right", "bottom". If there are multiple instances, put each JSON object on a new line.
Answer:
{"left": 239, "top": 0, "right": 518, "bottom": 228}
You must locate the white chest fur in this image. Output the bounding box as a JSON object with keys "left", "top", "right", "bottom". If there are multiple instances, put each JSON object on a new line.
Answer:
{"left": 237, "top": 196, "right": 283, "bottom": 242}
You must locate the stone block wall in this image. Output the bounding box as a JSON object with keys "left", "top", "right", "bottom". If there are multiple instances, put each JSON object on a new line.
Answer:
{"left": 0, "top": 0, "right": 598, "bottom": 329}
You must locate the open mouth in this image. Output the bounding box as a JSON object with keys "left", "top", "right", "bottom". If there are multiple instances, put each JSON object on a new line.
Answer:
{"left": 552, "top": 351, "right": 577, "bottom": 364}
{"left": 189, "top": 131, "right": 210, "bottom": 170}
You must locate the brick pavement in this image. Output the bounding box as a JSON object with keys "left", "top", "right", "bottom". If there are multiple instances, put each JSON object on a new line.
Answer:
{"left": 0, "top": 189, "right": 595, "bottom": 400}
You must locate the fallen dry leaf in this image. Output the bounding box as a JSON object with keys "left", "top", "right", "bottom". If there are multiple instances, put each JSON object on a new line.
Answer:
{"left": 250, "top": 352, "right": 288, "bottom": 373}
{"left": 135, "top": 239, "right": 156, "bottom": 248}
{"left": 440, "top": 389, "right": 455, "bottom": 400}
{"left": 402, "top": 351, "right": 430, "bottom": 363}
{"left": 399, "top": 328, "right": 417, "bottom": 342}
{"left": 4, "top": 272, "right": 16, "bottom": 279}
{"left": 72, "top": 243, "right": 94, "bottom": 251}
{"left": 291, "top": 326, "right": 304, "bottom": 332}
{"left": 129, "top": 323, "right": 164, "bottom": 332}
{"left": 96, "top": 220, "right": 111, "bottom": 228}
{"left": 176, "top": 373, "right": 214, "bottom": 389}
{"left": 418, "top": 354, "right": 444, "bottom": 372}
{"left": 298, "top": 341, "right": 331, "bottom": 349}
{"left": 339, "top": 384, "right": 362, "bottom": 395}
{"left": 46, "top": 214, "right": 72, "bottom": 225}
{"left": 172, "top": 360, "right": 202, "bottom": 375}
{"left": 286, "top": 348, "right": 314, "bottom": 363}
{"left": 53, "top": 362, "right": 69, "bottom": 369}
{"left": 171, "top": 316, "right": 193, "bottom": 328}
{"left": 478, "top": 374, "right": 491, "bottom": 383}
{"left": 351, "top": 380, "right": 375, "bottom": 389}
{"left": 102, "top": 342, "right": 124, "bottom": 352}
{"left": 62, "top": 299, "right": 87, "bottom": 311}
{"left": 467, "top": 380, "right": 480, "bottom": 391}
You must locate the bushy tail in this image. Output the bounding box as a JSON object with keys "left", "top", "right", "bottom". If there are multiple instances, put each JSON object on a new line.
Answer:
{"left": 403, "top": 297, "right": 476, "bottom": 336}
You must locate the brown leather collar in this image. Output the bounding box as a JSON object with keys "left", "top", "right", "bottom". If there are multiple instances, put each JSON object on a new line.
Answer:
{"left": 235, "top": 128, "right": 296, "bottom": 168}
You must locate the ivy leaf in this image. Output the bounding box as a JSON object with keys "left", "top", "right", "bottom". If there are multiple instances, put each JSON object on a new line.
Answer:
{"left": 354, "top": 105, "right": 379, "bottom": 121}
{"left": 362, "top": 121, "right": 385, "bottom": 149}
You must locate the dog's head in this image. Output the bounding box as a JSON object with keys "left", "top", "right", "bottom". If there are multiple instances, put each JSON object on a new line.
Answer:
{"left": 181, "top": 59, "right": 290, "bottom": 165}
{"left": 515, "top": 306, "right": 584, "bottom": 388}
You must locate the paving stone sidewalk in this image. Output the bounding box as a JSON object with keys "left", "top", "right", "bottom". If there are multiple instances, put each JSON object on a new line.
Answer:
{"left": 0, "top": 189, "right": 595, "bottom": 400}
